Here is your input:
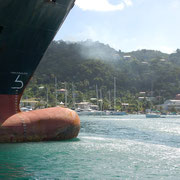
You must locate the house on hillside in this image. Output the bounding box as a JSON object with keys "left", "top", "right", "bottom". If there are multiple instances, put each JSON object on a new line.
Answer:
{"left": 175, "top": 94, "right": 180, "bottom": 100}
{"left": 158, "top": 100, "right": 180, "bottom": 111}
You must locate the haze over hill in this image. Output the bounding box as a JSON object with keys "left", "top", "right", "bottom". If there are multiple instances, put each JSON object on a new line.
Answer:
{"left": 31, "top": 40, "right": 180, "bottom": 101}
{"left": 21, "top": 40, "right": 180, "bottom": 109}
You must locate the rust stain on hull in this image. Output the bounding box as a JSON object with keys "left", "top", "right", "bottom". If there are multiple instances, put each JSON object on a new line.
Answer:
{"left": 0, "top": 106, "right": 80, "bottom": 143}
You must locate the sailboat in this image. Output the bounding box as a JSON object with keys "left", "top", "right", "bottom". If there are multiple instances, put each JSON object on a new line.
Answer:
{"left": 145, "top": 81, "right": 161, "bottom": 118}
{"left": 146, "top": 113, "right": 161, "bottom": 118}
{"left": 109, "top": 77, "right": 127, "bottom": 115}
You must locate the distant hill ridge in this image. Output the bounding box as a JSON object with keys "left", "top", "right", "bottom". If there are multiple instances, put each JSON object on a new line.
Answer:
{"left": 33, "top": 40, "right": 180, "bottom": 99}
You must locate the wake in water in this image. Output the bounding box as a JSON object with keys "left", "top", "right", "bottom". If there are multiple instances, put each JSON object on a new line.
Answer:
{"left": 0, "top": 115, "right": 180, "bottom": 179}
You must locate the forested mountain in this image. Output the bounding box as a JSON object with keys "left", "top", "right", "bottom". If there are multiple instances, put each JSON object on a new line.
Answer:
{"left": 25, "top": 40, "right": 180, "bottom": 109}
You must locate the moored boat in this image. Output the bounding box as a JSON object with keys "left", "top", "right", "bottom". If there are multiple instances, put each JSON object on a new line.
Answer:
{"left": 146, "top": 113, "right": 161, "bottom": 118}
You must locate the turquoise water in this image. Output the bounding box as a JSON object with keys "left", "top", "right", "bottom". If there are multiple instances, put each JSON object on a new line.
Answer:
{"left": 0, "top": 115, "right": 180, "bottom": 179}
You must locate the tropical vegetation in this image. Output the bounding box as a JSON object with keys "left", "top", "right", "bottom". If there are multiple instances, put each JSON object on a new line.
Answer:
{"left": 22, "top": 40, "right": 180, "bottom": 112}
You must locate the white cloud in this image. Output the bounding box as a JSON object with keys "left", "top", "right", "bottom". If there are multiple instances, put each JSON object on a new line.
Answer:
{"left": 123, "top": 0, "right": 133, "bottom": 6}
{"left": 171, "top": 0, "right": 180, "bottom": 9}
{"left": 75, "top": 0, "right": 132, "bottom": 12}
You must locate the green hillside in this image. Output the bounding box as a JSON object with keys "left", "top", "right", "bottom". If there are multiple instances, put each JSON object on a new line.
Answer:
{"left": 23, "top": 40, "right": 180, "bottom": 111}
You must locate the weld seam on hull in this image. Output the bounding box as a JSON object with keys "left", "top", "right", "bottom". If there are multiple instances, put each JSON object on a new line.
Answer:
{"left": 17, "top": 113, "right": 27, "bottom": 140}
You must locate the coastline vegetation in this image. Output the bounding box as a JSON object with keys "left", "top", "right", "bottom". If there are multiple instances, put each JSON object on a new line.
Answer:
{"left": 22, "top": 40, "right": 180, "bottom": 113}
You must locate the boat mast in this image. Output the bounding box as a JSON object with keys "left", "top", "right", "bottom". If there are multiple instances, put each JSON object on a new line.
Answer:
{"left": 114, "top": 77, "right": 116, "bottom": 110}
{"left": 55, "top": 77, "right": 58, "bottom": 106}
{"left": 100, "top": 89, "right": 103, "bottom": 112}
{"left": 65, "top": 82, "right": 67, "bottom": 107}
{"left": 46, "top": 87, "right": 49, "bottom": 107}
{"left": 108, "top": 90, "right": 111, "bottom": 109}
{"left": 96, "top": 84, "right": 99, "bottom": 106}
{"left": 72, "top": 82, "right": 75, "bottom": 109}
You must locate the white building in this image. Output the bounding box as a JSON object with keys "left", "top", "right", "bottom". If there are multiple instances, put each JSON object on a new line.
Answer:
{"left": 76, "top": 102, "right": 99, "bottom": 111}
{"left": 158, "top": 100, "right": 180, "bottom": 111}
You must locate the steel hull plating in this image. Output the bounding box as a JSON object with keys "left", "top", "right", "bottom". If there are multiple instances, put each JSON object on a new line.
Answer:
{"left": 0, "top": 0, "right": 75, "bottom": 95}
{"left": 0, "top": 0, "right": 80, "bottom": 142}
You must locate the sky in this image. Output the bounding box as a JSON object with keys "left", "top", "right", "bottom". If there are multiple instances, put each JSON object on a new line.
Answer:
{"left": 54, "top": 0, "right": 180, "bottom": 54}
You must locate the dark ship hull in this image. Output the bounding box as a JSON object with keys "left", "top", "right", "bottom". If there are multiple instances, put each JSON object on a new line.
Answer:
{"left": 0, "top": 0, "right": 80, "bottom": 142}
